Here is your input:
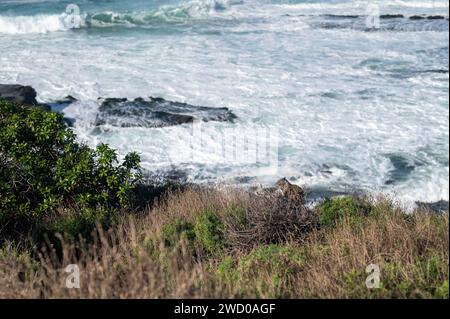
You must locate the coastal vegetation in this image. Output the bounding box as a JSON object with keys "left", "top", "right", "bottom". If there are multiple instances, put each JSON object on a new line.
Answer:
{"left": 0, "top": 99, "right": 448, "bottom": 298}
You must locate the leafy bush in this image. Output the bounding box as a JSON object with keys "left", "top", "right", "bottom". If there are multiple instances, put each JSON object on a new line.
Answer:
{"left": 216, "top": 256, "right": 239, "bottom": 283}
{"left": 194, "top": 209, "right": 226, "bottom": 255}
{"left": 0, "top": 100, "right": 141, "bottom": 223}
{"left": 162, "top": 218, "right": 196, "bottom": 249}
{"left": 238, "top": 245, "right": 305, "bottom": 278}
{"left": 47, "top": 207, "right": 116, "bottom": 239}
{"left": 216, "top": 244, "right": 306, "bottom": 298}
{"left": 435, "top": 280, "right": 449, "bottom": 299}
{"left": 316, "top": 196, "right": 365, "bottom": 227}
{"left": 339, "top": 256, "right": 450, "bottom": 299}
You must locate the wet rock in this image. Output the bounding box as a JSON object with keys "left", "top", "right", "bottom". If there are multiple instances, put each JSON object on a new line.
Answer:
{"left": 380, "top": 14, "right": 404, "bottom": 19}
{"left": 58, "top": 95, "right": 77, "bottom": 104}
{"left": 62, "top": 117, "right": 76, "bottom": 127}
{"left": 94, "top": 97, "right": 237, "bottom": 128}
{"left": 142, "top": 168, "right": 189, "bottom": 184}
{"left": 427, "top": 15, "right": 445, "bottom": 20}
{"left": 410, "top": 15, "right": 445, "bottom": 20}
{"left": 0, "top": 84, "right": 38, "bottom": 105}
{"left": 409, "top": 15, "right": 426, "bottom": 20}
{"left": 416, "top": 200, "right": 449, "bottom": 213}
{"left": 41, "top": 95, "right": 78, "bottom": 112}
{"left": 316, "top": 14, "right": 448, "bottom": 32}
{"left": 324, "top": 14, "right": 359, "bottom": 19}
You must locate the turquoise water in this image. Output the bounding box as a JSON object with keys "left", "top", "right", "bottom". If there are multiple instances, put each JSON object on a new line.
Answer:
{"left": 0, "top": 0, "right": 449, "bottom": 206}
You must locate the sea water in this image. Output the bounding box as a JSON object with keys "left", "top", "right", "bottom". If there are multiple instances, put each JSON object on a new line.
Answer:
{"left": 0, "top": 0, "right": 448, "bottom": 207}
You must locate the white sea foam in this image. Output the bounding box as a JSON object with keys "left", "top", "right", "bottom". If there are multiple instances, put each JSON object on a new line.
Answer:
{"left": 0, "top": 0, "right": 448, "bottom": 206}
{"left": 0, "top": 14, "right": 69, "bottom": 34}
{"left": 0, "top": 0, "right": 238, "bottom": 34}
{"left": 1, "top": 0, "right": 447, "bottom": 34}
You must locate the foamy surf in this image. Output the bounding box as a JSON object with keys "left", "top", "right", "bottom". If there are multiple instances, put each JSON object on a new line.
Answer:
{"left": 0, "top": 0, "right": 448, "bottom": 208}
{"left": 1, "top": 0, "right": 448, "bottom": 34}
{"left": 0, "top": 0, "right": 237, "bottom": 34}
{"left": 0, "top": 14, "right": 69, "bottom": 34}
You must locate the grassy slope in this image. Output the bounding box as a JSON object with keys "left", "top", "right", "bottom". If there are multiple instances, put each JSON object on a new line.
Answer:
{"left": 0, "top": 188, "right": 448, "bottom": 299}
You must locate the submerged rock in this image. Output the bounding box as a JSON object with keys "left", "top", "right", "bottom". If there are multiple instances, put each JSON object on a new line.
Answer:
{"left": 323, "top": 14, "right": 360, "bottom": 19}
{"left": 316, "top": 14, "right": 449, "bottom": 32}
{"left": 409, "top": 15, "right": 426, "bottom": 20}
{"left": 426, "top": 15, "right": 446, "bottom": 20}
{"left": 380, "top": 14, "right": 404, "bottom": 19}
{"left": 416, "top": 200, "right": 449, "bottom": 213}
{"left": 0, "top": 84, "right": 38, "bottom": 105}
{"left": 42, "top": 95, "right": 77, "bottom": 110}
{"left": 94, "top": 97, "right": 237, "bottom": 128}
{"left": 56, "top": 95, "right": 77, "bottom": 104}
{"left": 408, "top": 15, "right": 445, "bottom": 20}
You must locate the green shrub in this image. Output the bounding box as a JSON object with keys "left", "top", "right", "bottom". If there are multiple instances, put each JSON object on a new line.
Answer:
{"left": 341, "top": 268, "right": 368, "bottom": 297}
{"left": 216, "top": 256, "right": 239, "bottom": 283}
{"left": 381, "top": 257, "right": 449, "bottom": 298}
{"left": 0, "top": 100, "right": 141, "bottom": 223}
{"left": 238, "top": 244, "right": 305, "bottom": 276}
{"left": 339, "top": 255, "right": 450, "bottom": 299}
{"left": 194, "top": 209, "right": 226, "bottom": 255}
{"left": 236, "top": 244, "right": 305, "bottom": 298}
{"left": 0, "top": 243, "right": 39, "bottom": 283}
{"left": 415, "top": 255, "right": 449, "bottom": 286}
{"left": 316, "top": 196, "right": 363, "bottom": 227}
{"left": 435, "top": 280, "right": 449, "bottom": 299}
{"left": 47, "top": 207, "right": 116, "bottom": 239}
{"left": 162, "top": 218, "right": 196, "bottom": 249}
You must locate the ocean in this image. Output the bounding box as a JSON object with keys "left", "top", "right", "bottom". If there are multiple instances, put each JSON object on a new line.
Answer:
{"left": 0, "top": 0, "right": 449, "bottom": 207}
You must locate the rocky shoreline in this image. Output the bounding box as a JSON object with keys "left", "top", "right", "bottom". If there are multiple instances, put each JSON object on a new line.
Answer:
{"left": 0, "top": 84, "right": 237, "bottom": 128}
{"left": 95, "top": 97, "right": 237, "bottom": 128}
{"left": 0, "top": 84, "right": 40, "bottom": 106}
{"left": 1, "top": 83, "right": 448, "bottom": 213}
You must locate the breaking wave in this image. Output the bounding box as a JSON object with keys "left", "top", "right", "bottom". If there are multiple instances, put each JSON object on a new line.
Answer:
{"left": 0, "top": 14, "right": 69, "bottom": 34}
{"left": 0, "top": 0, "right": 235, "bottom": 34}
{"left": 1, "top": 0, "right": 448, "bottom": 34}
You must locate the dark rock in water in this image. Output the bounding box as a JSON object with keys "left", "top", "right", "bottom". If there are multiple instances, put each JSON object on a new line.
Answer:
{"left": 409, "top": 15, "right": 426, "bottom": 20}
{"left": 94, "top": 97, "right": 237, "bottom": 128}
{"left": 317, "top": 13, "right": 449, "bottom": 32}
{"left": 408, "top": 14, "right": 446, "bottom": 20}
{"left": 234, "top": 176, "right": 257, "bottom": 184}
{"left": 143, "top": 168, "right": 189, "bottom": 184}
{"left": 380, "top": 14, "right": 404, "bottom": 19}
{"left": 385, "top": 154, "right": 415, "bottom": 185}
{"left": 0, "top": 84, "right": 38, "bottom": 105}
{"left": 62, "top": 117, "right": 76, "bottom": 127}
{"left": 417, "top": 69, "right": 449, "bottom": 74}
{"left": 324, "top": 14, "right": 360, "bottom": 19}
{"left": 38, "top": 95, "right": 78, "bottom": 126}
{"left": 49, "top": 95, "right": 77, "bottom": 107}
{"left": 427, "top": 15, "right": 445, "bottom": 20}
{"left": 58, "top": 95, "right": 77, "bottom": 104}
{"left": 321, "top": 13, "right": 443, "bottom": 21}
{"left": 43, "top": 95, "right": 78, "bottom": 112}
{"left": 416, "top": 200, "right": 449, "bottom": 213}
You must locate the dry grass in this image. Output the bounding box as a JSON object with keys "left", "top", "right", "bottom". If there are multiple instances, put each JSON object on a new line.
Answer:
{"left": 0, "top": 187, "right": 448, "bottom": 299}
